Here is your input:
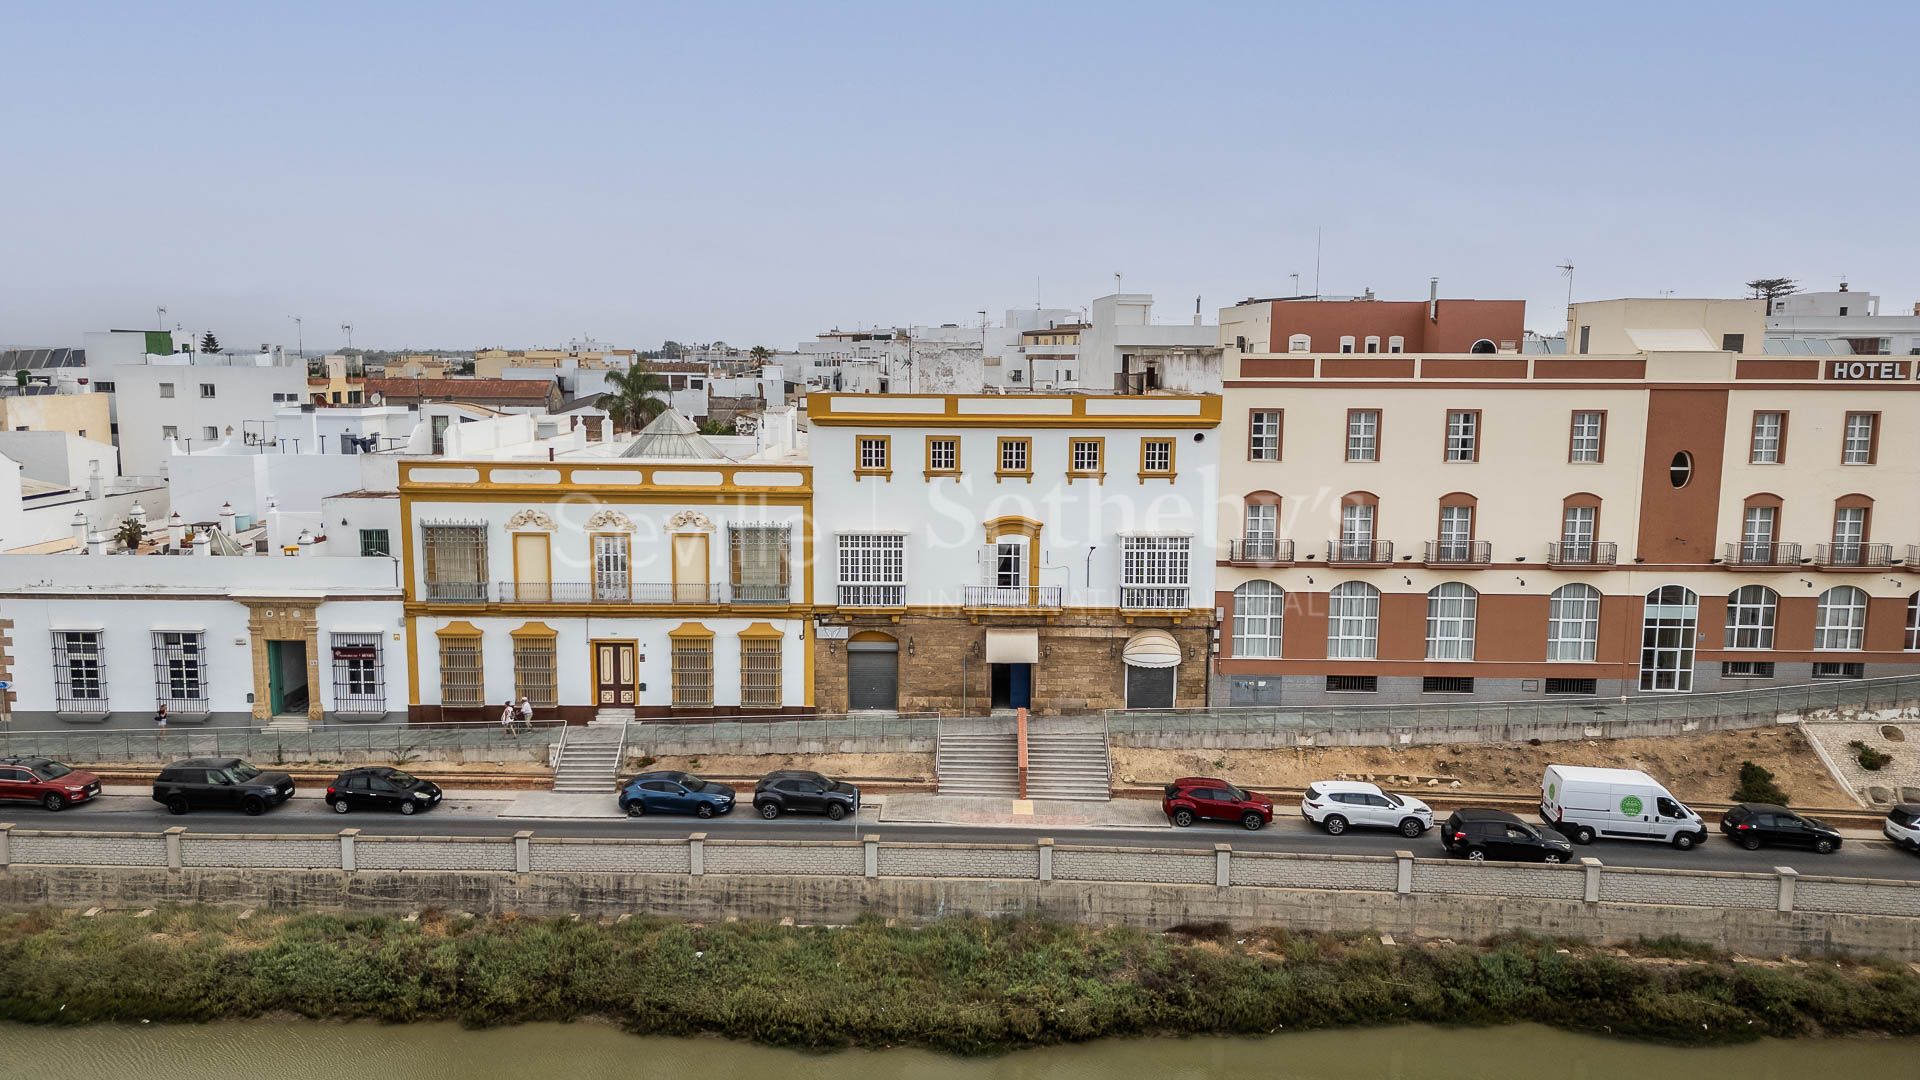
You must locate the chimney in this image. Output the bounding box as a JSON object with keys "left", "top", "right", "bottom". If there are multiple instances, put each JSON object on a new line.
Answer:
{"left": 1428, "top": 278, "right": 1440, "bottom": 323}
{"left": 86, "top": 530, "right": 108, "bottom": 556}
{"left": 598, "top": 415, "right": 613, "bottom": 443}
{"left": 219, "top": 501, "right": 236, "bottom": 536}
{"left": 87, "top": 459, "right": 104, "bottom": 501}
{"left": 1839, "top": 281, "right": 1849, "bottom": 292}
{"left": 70, "top": 510, "right": 89, "bottom": 551}
{"left": 167, "top": 510, "right": 185, "bottom": 550}
{"left": 1193, "top": 295, "right": 1202, "bottom": 327}
{"left": 194, "top": 530, "right": 212, "bottom": 556}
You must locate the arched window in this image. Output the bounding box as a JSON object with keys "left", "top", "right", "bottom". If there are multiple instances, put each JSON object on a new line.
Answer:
{"left": 1327, "top": 582, "right": 1380, "bottom": 659}
{"left": 1426, "top": 582, "right": 1478, "bottom": 660}
{"left": 1232, "top": 581, "right": 1284, "bottom": 658}
{"left": 1470, "top": 339, "right": 1497, "bottom": 354}
{"left": 1547, "top": 584, "right": 1600, "bottom": 661}
{"left": 1640, "top": 585, "right": 1698, "bottom": 692}
{"left": 1287, "top": 334, "right": 1311, "bottom": 352}
{"left": 1242, "top": 492, "right": 1279, "bottom": 561}
{"left": 1725, "top": 585, "right": 1779, "bottom": 650}
{"left": 1815, "top": 586, "right": 1869, "bottom": 651}
{"left": 1907, "top": 593, "right": 1920, "bottom": 651}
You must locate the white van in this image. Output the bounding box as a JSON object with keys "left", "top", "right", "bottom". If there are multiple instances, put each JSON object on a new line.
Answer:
{"left": 1540, "top": 765, "right": 1708, "bottom": 850}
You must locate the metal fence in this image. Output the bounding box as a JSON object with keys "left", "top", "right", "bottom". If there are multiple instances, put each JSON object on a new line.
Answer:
{"left": 0, "top": 720, "right": 568, "bottom": 766}
{"left": 622, "top": 713, "right": 939, "bottom": 755}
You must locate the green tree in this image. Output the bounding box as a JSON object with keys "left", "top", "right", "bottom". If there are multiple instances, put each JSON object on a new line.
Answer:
{"left": 113, "top": 518, "right": 146, "bottom": 553}
{"left": 1744, "top": 278, "right": 1798, "bottom": 314}
{"left": 748, "top": 345, "right": 772, "bottom": 365}
{"left": 595, "top": 366, "right": 670, "bottom": 431}
{"left": 1730, "top": 761, "right": 1790, "bottom": 805}
{"left": 199, "top": 331, "right": 221, "bottom": 354}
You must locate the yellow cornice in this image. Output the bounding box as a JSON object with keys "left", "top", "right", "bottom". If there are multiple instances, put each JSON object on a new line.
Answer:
{"left": 806, "top": 392, "right": 1222, "bottom": 428}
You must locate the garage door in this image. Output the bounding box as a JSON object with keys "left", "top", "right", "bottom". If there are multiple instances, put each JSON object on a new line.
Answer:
{"left": 1125, "top": 664, "right": 1175, "bottom": 709}
{"left": 847, "top": 642, "right": 899, "bottom": 712}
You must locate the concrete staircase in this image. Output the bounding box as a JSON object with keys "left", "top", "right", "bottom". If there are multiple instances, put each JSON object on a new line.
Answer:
{"left": 1025, "top": 730, "right": 1112, "bottom": 802}
{"left": 261, "top": 716, "right": 312, "bottom": 735}
{"left": 552, "top": 717, "right": 628, "bottom": 794}
{"left": 935, "top": 731, "right": 1019, "bottom": 797}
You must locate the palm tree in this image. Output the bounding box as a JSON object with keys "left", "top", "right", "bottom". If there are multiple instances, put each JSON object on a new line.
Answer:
{"left": 748, "top": 345, "right": 772, "bottom": 365}
{"left": 596, "top": 366, "right": 670, "bottom": 431}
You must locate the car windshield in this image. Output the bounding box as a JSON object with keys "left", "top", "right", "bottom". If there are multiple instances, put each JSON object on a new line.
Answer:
{"left": 1384, "top": 792, "right": 1404, "bottom": 807}
{"left": 682, "top": 777, "right": 708, "bottom": 793}
{"left": 386, "top": 771, "right": 419, "bottom": 786}
{"left": 223, "top": 763, "right": 263, "bottom": 784}
{"left": 1224, "top": 785, "right": 1247, "bottom": 802}
{"left": 36, "top": 761, "right": 73, "bottom": 780}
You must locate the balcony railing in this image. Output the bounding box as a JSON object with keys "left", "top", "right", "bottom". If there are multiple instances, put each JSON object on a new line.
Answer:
{"left": 963, "top": 586, "right": 1064, "bottom": 609}
{"left": 1814, "top": 543, "right": 1893, "bottom": 569}
{"left": 1326, "top": 540, "right": 1394, "bottom": 565}
{"left": 1910, "top": 545, "right": 1920, "bottom": 567}
{"left": 1423, "top": 540, "right": 1491, "bottom": 567}
{"left": 1120, "top": 586, "right": 1191, "bottom": 610}
{"left": 496, "top": 581, "right": 722, "bottom": 604}
{"left": 423, "top": 580, "right": 489, "bottom": 603}
{"left": 1546, "top": 541, "right": 1618, "bottom": 567}
{"left": 1722, "top": 542, "right": 1802, "bottom": 568}
{"left": 839, "top": 583, "right": 904, "bottom": 607}
{"left": 729, "top": 582, "right": 792, "bottom": 604}
{"left": 1227, "top": 538, "right": 1295, "bottom": 565}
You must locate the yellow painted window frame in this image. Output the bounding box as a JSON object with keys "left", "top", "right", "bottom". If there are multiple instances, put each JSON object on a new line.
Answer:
{"left": 855, "top": 433, "right": 893, "bottom": 480}
{"left": 923, "top": 435, "right": 961, "bottom": 479}
{"left": 1138, "top": 437, "right": 1177, "bottom": 481}
{"left": 996, "top": 436, "right": 1034, "bottom": 483}
{"left": 1067, "top": 436, "right": 1106, "bottom": 481}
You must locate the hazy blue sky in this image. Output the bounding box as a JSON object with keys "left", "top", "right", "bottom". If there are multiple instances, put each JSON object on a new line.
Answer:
{"left": 4, "top": 2, "right": 1917, "bottom": 351}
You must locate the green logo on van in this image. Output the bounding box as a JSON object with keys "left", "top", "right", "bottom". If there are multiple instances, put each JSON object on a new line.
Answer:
{"left": 1620, "top": 795, "right": 1644, "bottom": 816}
{"left": 1547, "top": 783, "right": 1557, "bottom": 801}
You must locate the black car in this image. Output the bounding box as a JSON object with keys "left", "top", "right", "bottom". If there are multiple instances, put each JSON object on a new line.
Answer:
{"left": 753, "top": 771, "right": 859, "bottom": 820}
{"left": 1720, "top": 802, "right": 1843, "bottom": 854}
{"left": 1440, "top": 808, "right": 1574, "bottom": 863}
{"left": 152, "top": 757, "right": 295, "bottom": 816}
{"left": 326, "top": 767, "right": 442, "bottom": 815}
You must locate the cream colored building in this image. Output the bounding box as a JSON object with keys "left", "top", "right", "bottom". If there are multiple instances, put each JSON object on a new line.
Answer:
{"left": 0, "top": 389, "right": 112, "bottom": 443}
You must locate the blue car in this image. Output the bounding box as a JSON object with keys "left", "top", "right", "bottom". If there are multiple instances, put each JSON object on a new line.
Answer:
{"left": 618, "top": 770, "right": 736, "bottom": 819}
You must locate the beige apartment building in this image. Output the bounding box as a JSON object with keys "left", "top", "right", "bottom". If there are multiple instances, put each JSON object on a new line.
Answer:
{"left": 1215, "top": 298, "right": 1920, "bottom": 706}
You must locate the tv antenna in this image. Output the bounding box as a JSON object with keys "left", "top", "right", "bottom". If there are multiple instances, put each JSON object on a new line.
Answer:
{"left": 1556, "top": 261, "right": 1576, "bottom": 308}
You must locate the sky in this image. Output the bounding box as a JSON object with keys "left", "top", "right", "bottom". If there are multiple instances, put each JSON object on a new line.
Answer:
{"left": 4, "top": 1, "right": 1918, "bottom": 352}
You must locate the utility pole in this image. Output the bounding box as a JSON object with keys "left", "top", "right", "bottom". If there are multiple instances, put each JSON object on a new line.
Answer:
{"left": 290, "top": 315, "right": 303, "bottom": 359}
{"left": 155, "top": 305, "right": 167, "bottom": 330}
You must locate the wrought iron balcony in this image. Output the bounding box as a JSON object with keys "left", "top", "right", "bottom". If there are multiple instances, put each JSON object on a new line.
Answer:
{"left": 1120, "top": 586, "right": 1191, "bottom": 610}
{"left": 963, "top": 585, "right": 1064, "bottom": 609}
{"left": 1326, "top": 540, "right": 1394, "bottom": 565}
{"left": 1814, "top": 543, "right": 1892, "bottom": 569}
{"left": 1227, "top": 538, "right": 1295, "bottom": 565}
{"left": 496, "top": 581, "right": 723, "bottom": 604}
{"left": 1546, "top": 541, "right": 1618, "bottom": 567}
{"left": 1721, "top": 542, "right": 1802, "bottom": 568}
{"left": 1423, "top": 540, "right": 1492, "bottom": 567}
{"left": 423, "top": 580, "right": 489, "bottom": 603}
{"left": 838, "top": 584, "right": 904, "bottom": 607}
{"left": 728, "top": 582, "right": 792, "bottom": 604}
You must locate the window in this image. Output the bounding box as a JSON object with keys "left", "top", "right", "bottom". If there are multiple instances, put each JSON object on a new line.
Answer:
{"left": 199, "top": 383, "right": 216, "bottom": 399}
{"left": 1386, "top": 336, "right": 1404, "bottom": 354}
{"left": 1248, "top": 410, "right": 1281, "bottom": 460}
{"left": 1560, "top": 504, "right": 1596, "bottom": 560}
{"left": 1905, "top": 593, "right": 1920, "bottom": 650}
{"left": 1721, "top": 661, "right": 1775, "bottom": 679}
{"left": 1139, "top": 437, "right": 1175, "bottom": 478}
{"left": 740, "top": 637, "right": 782, "bottom": 709}
{"left": 925, "top": 436, "right": 959, "bottom": 476}
{"left": 422, "top": 523, "right": 488, "bottom": 602}
{"left": 1327, "top": 582, "right": 1380, "bottom": 659}
{"left": 202, "top": 426, "right": 219, "bottom": 442}
{"left": 1339, "top": 335, "right": 1356, "bottom": 353}
{"left": 1545, "top": 677, "right": 1597, "bottom": 695}
{"left": 1244, "top": 501, "right": 1277, "bottom": 543}
{"left": 1364, "top": 336, "right": 1380, "bottom": 353}
{"left": 1814, "top": 586, "right": 1868, "bottom": 651}
{"left": 1577, "top": 325, "right": 1591, "bottom": 354}
{"left": 1725, "top": 585, "right": 1778, "bottom": 649}
{"left": 1669, "top": 451, "right": 1692, "bottom": 487}
{"left": 1842, "top": 412, "right": 1877, "bottom": 464}
{"left": 1425, "top": 582, "right": 1477, "bottom": 660}
{"left": 1444, "top": 410, "right": 1479, "bottom": 461}
{"left": 1232, "top": 581, "right": 1284, "bottom": 658}
{"left": 993, "top": 540, "right": 1026, "bottom": 588}
{"left": 1121, "top": 536, "right": 1190, "bottom": 608}
{"left": 513, "top": 634, "right": 558, "bottom": 707}
{"left": 94, "top": 381, "right": 114, "bottom": 393}
{"left": 162, "top": 425, "right": 179, "bottom": 441}
{"left": 1422, "top": 676, "right": 1474, "bottom": 694}
{"left": 1436, "top": 504, "right": 1473, "bottom": 560}
{"left": 1721, "top": 333, "right": 1745, "bottom": 352}
{"left": 1288, "top": 334, "right": 1311, "bottom": 352}
{"left": 359, "top": 529, "right": 391, "bottom": 557}
{"left": 1740, "top": 504, "right": 1777, "bottom": 562}
{"left": 1813, "top": 662, "right": 1864, "bottom": 680}
{"left": 1750, "top": 411, "right": 1784, "bottom": 463}
{"left": 52, "top": 630, "right": 104, "bottom": 710}
{"left": 1569, "top": 411, "right": 1604, "bottom": 462}
{"left": 1831, "top": 505, "right": 1867, "bottom": 563}
{"left": 594, "top": 534, "right": 632, "bottom": 601}
{"left": 1346, "top": 410, "right": 1380, "bottom": 461}
{"left": 330, "top": 633, "right": 384, "bottom": 713}
{"left": 1639, "top": 585, "right": 1698, "bottom": 692}
{"left": 159, "top": 383, "right": 175, "bottom": 398}
{"left": 1069, "top": 438, "right": 1104, "bottom": 477}
{"left": 855, "top": 435, "right": 891, "bottom": 477}
{"left": 1326, "top": 674, "right": 1377, "bottom": 693}
{"left": 1546, "top": 584, "right": 1600, "bottom": 662}
{"left": 669, "top": 636, "right": 715, "bottom": 707}
{"left": 438, "top": 633, "right": 484, "bottom": 707}
{"left": 996, "top": 437, "right": 1032, "bottom": 480}
{"left": 837, "top": 533, "right": 905, "bottom": 606}
{"left": 729, "top": 524, "right": 791, "bottom": 603}
{"left": 152, "top": 631, "right": 206, "bottom": 708}
{"left": 1338, "top": 500, "right": 1375, "bottom": 560}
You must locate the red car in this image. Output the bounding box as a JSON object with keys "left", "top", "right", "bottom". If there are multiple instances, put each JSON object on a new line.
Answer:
{"left": 1162, "top": 776, "right": 1273, "bottom": 830}
{"left": 0, "top": 756, "right": 103, "bottom": 811}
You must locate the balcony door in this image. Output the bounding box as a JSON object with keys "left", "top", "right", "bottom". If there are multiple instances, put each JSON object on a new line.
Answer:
{"left": 672, "top": 533, "right": 709, "bottom": 603}
{"left": 593, "top": 534, "right": 631, "bottom": 601}
{"left": 512, "top": 533, "right": 551, "bottom": 602}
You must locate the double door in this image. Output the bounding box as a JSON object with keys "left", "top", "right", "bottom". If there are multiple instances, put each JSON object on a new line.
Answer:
{"left": 595, "top": 641, "right": 638, "bottom": 706}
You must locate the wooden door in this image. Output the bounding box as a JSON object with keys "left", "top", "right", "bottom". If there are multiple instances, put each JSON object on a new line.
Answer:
{"left": 672, "top": 534, "right": 709, "bottom": 603}
{"left": 595, "top": 641, "right": 637, "bottom": 706}
{"left": 513, "top": 533, "right": 551, "bottom": 602}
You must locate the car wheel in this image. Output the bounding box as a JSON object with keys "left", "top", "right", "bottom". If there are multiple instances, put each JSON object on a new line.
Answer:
{"left": 826, "top": 803, "right": 847, "bottom": 821}
{"left": 1172, "top": 809, "right": 1194, "bottom": 828}
{"left": 1240, "top": 812, "right": 1264, "bottom": 831}
{"left": 167, "top": 796, "right": 190, "bottom": 815}
{"left": 1572, "top": 826, "right": 1595, "bottom": 845}
{"left": 1816, "top": 838, "right": 1836, "bottom": 854}
{"left": 1322, "top": 814, "right": 1348, "bottom": 836}
{"left": 42, "top": 793, "right": 65, "bottom": 812}
{"left": 1740, "top": 835, "right": 1763, "bottom": 851}
{"left": 625, "top": 802, "right": 645, "bottom": 818}
{"left": 759, "top": 802, "right": 780, "bottom": 820}
{"left": 241, "top": 796, "right": 266, "bottom": 816}
{"left": 696, "top": 804, "right": 714, "bottom": 819}
{"left": 1542, "top": 852, "right": 1565, "bottom": 864}
{"left": 399, "top": 801, "right": 417, "bottom": 816}
{"left": 331, "top": 799, "right": 351, "bottom": 815}
{"left": 1672, "top": 832, "right": 1695, "bottom": 851}
{"left": 1399, "top": 818, "right": 1426, "bottom": 838}
{"left": 1466, "top": 848, "right": 1487, "bottom": 862}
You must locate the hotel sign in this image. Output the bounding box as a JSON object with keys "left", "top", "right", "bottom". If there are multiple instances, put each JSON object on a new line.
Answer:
{"left": 1828, "top": 359, "right": 1910, "bottom": 381}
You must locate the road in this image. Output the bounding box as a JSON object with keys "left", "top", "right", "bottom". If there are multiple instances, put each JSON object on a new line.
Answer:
{"left": 9, "top": 792, "right": 1920, "bottom": 881}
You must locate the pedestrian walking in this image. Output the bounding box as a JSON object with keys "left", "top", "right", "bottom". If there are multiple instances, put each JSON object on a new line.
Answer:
{"left": 154, "top": 703, "right": 168, "bottom": 729}
{"left": 516, "top": 695, "right": 534, "bottom": 734}
{"left": 500, "top": 700, "right": 518, "bottom": 735}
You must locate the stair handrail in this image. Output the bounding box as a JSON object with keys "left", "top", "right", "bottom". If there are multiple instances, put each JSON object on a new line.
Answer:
{"left": 611, "top": 715, "right": 630, "bottom": 787}
{"left": 552, "top": 721, "right": 570, "bottom": 778}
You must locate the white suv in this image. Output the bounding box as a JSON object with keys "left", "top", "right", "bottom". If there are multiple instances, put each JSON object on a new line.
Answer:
{"left": 1885, "top": 804, "right": 1920, "bottom": 852}
{"left": 1302, "top": 781, "right": 1434, "bottom": 838}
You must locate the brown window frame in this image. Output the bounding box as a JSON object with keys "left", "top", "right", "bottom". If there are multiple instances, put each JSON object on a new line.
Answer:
{"left": 1344, "top": 408, "right": 1382, "bottom": 462}
{"left": 1568, "top": 409, "right": 1607, "bottom": 463}
{"left": 1841, "top": 411, "right": 1880, "bottom": 465}
{"left": 1749, "top": 410, "right": 1788, "bottom": 464}
{"left": 1443, "top": 409, "right": 1481, "bottom": 463}
{"left": 1247, "top": 408, "right": 1282, "bottom": 462}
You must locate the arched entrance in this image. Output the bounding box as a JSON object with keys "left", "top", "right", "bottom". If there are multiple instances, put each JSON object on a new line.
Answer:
{"left": 1123, "top": 629, "right": 1180, "bottom": 709}
{"left": 846, "top": 631, "right": 899, "bottom": 713}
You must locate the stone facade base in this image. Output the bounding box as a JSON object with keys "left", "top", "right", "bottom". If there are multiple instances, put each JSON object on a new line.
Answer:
{"left": 407, "top": 704, "right": 817, "bottom": 726}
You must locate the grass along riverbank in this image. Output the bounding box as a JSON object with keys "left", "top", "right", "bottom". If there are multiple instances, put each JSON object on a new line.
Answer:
{"left": 2, "top": 908, "right": 1919, "bottom": 1052}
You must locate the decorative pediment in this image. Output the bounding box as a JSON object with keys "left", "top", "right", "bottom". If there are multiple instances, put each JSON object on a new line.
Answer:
{"left": 667, "top": 510, "right": 715, "bottom": 532}
{"left": 506, "top": 509, "right": 556, "bottom": 531}
{"left": 585, "top": 509, "right": 635, "bottom": 532}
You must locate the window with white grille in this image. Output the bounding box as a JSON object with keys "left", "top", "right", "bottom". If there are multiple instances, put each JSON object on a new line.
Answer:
{"left": 1248, "top": 410, "right": 1280, "bottom": 460}
{"left": 1445, "top": 410, "right": 1478, "bottom": 461}
{"left": 152, "top": 631, "right": 207, "bottom": 709}
{"left": 330, "top": 633, "right": 385, "bottom": 713}
{"left": 438, "top": 634, "right": 484, "bottom": 706}
{"left": 1327, "top": 582, "right": 1379, "bottom": 659}
{"left": 672, "top": 638, "right": 714, "bottom": 707}
{"left": 927, "top": 437, "right": 958, "bottom": 473}
{"left": 1546, "top": 584, "right": 1600, "bottom": 661}
{"left": 1814, "top": 586, "right": 1868, "bottom": 651}
{"left": 1569, "top": 411, "right": 1603, "bottom": 462}
{"left": 857, "top": 436, "right": 890, "bottom": 472}
{"left": 1907, "top": 593, "right": 1919, "bottom": 651}
{"left": 1232, "top": 580, "right": 1284, "bottom": 658}
{"left": 1831, "top": 506, "right": 1867, "bottom": 558}
{"left": 1141, "top": 438, "right": 1173, "bottom": 474}
{"left": 1561, "top": 505, "right": 1596, "bottom": 558}
{"left": 1121, "top": 536, "right": 1190, "bottom": 608}
{"left": 1740, "top": 505, "right": 1776, "bottom": 560}
{"left": 729, "top": 524, "right": 791, "bottom": 603}
{"left": 740, "top": 638, "right": 782, "bottom": 710}
{"left": 513, "top": 635, "right": 558, "bottom": 707}
{"left": 837, "top": 533, "right": 905, "bottom": 606}
{"left": 998, "top": 437, "right": 1030, "bottom": 475}
{"left": 1244, "top": 502, "right": 1276, "bottom": 541}
{"left": 53, "top": 630, "right": 104, "bottom": 711}
{"left": 1425, "top": 582, "right": 1477, "bottom": 660}
{"left": 1346, "top": 411, "right": 1379, "bottom": 461}
{"left": 1842, "top": 412, "right": 1875, "bottom": 464}
{"left": 1725, "top": 585, "right": 1778, "bottom": 650}
{"left": 1750, "top": 412, "right": 1783, "bottom": 463}
{"left": 1070, "top": 438, "right": 1102, "bottom": 474}
{"left": 1437, "top": 505, "right": 1473, "bottom": 559}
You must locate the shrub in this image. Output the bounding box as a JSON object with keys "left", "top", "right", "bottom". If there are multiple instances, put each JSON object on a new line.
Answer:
{"left": 1849, "top": 741, "right": 1892, "bottom": 771}
{"left": 1731, "top": 761, "right": 1789, "bottom": 805}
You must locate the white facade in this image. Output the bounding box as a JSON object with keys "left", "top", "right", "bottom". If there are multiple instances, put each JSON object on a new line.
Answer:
{"left": 985, "top": 294, "right": 1220, "bottom": 393}
{"left": 1769, "top": 286, "right": 1920, "bottom": 358}
{"left": 107, "top": 354, "right": 308, "bottom": 476}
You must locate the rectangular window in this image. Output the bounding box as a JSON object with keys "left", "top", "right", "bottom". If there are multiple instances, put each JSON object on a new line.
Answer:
{"left": 159, "top": 383, "right": 175, "bottom": 398}
{"left": 1345, "top": 410, "right": 1380, "bottom": 461}
{"left": 1069, "top": 438, "right": 1104, "bottom": 476}
{"left": 740, "top": 638, "right": 783, "bottom": 710}
{"left": 422, "top": 523, "right": 488, "bottom": 602}
{"left": 1326, "top": 675, "right": 1377, "bottom": 693}
{"left": 1813, "top": 661, "right": 1864, "bottom": 680}
{"left": 1445, "top": 410, "right": 1479, "bottom": 461}
{"left": 162, "top": 425, "right": 179, "bottom": 440}
{"left": 1544, "top": 677, "right": 1597, "bottom": 695}
{"left": 199, "top": 383, "right": 216, "bottom": 399}
{"left": 837, "top": 533, "right": 906, "bottom": 606}
{"left": 856, "top": 435, "right": 891, "bottom": 476}
{"left": 1721, "top": 661, "right": 1776, "bottom": 679}
{"left": 1139, "top": 438, "right": 1174, "bottom": 477}
{"left": 94, "top": 380, "right": 114, "bottom": 393}
{"left": 1422, "top": 676, "right": 1474, "bottom": 694}
{"left": 513, "top": 635, "right": 558, "bottom": 707}
{"left": 1437, "top": 505, "right": 1473, "bottom": 558}
{"left": 1248, "top": 410, "right": 1281, "bottom": 460}
{"left": 1832, "top": 506, "right": 1867, "bottom": 557}
{"left": 994, "top": 540, "right": 1026, "bottom": 588}
{"left": 438, "top": 634, "right": 484, "bottom": 707}
{"left": 359, "top": 529, "right": 391, "bottom": 557}
{"left": 152, "top": 631, "right": 207, "bottom": 709}
{"left": 729, "top": 524, "right": 792, "bottom": 603}
{"left": 1561, "top": 505, "right": 1596, "bottom": 554}
{"left": 1740, "top": 506, "right": 1776, "bottom": 561}
{"left": 925, "top": 436, "right": 959, "bottom": 475}
{"left": 1842, "top": 412, "right": 1877, "bottom": 464}
{"left": 1750, "top": 411, "right": 1784, "bottom": 463}
{"left": 1121, "top": 536, "right": 1190, "bottom": 609}
{"left": 52, "top": 630, "right": 105, "bottom": 710}
{"left": 329, "top": 633, "right": 384, "bottom": 713}
{"left": 1721, "top": 333, "right": 1745, "bottom": 352}
{"left": 1244, "top": 502, "right": 1277, "bottom": 542}
{"left": 1569, "top": 411, "right": 1603, "bottom": 462}
{"left": 1547, "top": 586, "right": 1600, "bottom": 662}
{"left": 1340, "top": 503, "right": 1375, "bottom": 545}
{"left": 996, "top": 437, "right": 1031, "bottom": 479}
{"left": 671, "top": 638, "right": 715, "bottom": 707}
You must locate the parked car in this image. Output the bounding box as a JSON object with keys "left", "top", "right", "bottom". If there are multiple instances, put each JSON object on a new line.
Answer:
{"left": 325, "top": 767, "right": 442, "bottom": 815}
{"left": 1540, "top": 764, "right": 1708, "bottom": 849}
{"left": 1440, "top": 808, "right": 1573, "bottom": 863}
{"left": 1162, "top": 777, "right": 1274, "bottom": 831}
{"left": 151, "top": 758, "right": 295, "bottom": 816}
{"left": 753, "top": 771, "right": 859, "bottom": 820}
{"left": 0, "top": 756, "right": 102, "bottom": 812}
{"left": 1301, "top": 780, "right": 1431, "bottom": 837}
{"left": 1720, "top": 803, "right": 1843, "bottom": 853}
{"left": 1884, "top": 804, "right": 1920, "bottom": 853}
{"left": 619, "top": 770, "right": 736, "bottom": 818}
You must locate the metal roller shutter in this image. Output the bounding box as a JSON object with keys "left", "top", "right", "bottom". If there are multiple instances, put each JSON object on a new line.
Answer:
{"left": 847, "top": 643, "right": 899, "bottom": 711}
{"left": 1125, "top": 664, "right": 1175, "bottom": 709}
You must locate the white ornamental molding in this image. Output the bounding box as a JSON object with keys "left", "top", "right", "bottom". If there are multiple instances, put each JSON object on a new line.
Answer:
{"left": 585, "top": 509, "right": 636, "bottom": 532}
{"left": 505, "top": 509, "right": 557, "bottom": 531}
{"left": 667, "top": 510, "right": 715, "bottom": 532}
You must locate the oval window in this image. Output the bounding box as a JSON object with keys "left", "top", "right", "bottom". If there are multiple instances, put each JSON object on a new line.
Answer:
{"left": 1669, "top": 451, "right": 1693, "bottom": 488}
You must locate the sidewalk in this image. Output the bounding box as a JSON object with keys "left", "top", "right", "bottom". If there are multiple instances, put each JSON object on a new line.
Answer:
{"left": 879, "top": 793, "right": 1168, "bottom": 829}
